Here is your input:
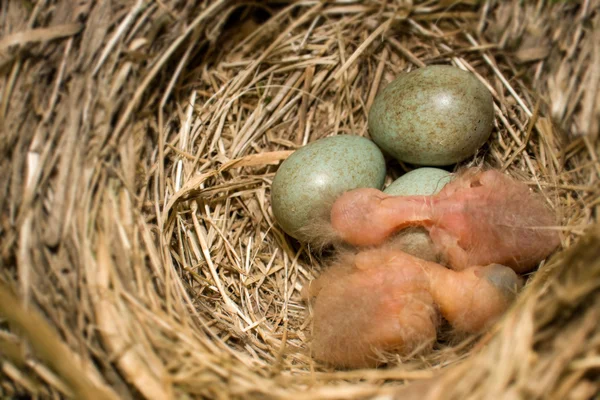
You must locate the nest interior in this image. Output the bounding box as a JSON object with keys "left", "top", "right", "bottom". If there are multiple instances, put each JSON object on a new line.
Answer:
{"left": 0, "top": 1, "right": 599, "bottom": 399}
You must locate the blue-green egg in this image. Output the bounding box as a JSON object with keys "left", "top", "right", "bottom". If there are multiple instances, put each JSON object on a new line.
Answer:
{"left": 369, "top": 65, "right": 494, "bottom": 166}
{"left": 271, "top": 135, "right": 386, "bottom": 242}
{"left": 384, "top": 168, "right": 452, "bottom": 196}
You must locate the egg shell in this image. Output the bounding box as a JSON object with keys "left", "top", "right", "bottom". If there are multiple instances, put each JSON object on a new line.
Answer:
{"left": 271, "top": 135, "right": 386, "bottom": 242}
{"left": 384, "top": 167, "right": 452, "bottom": 196}
{"left": 369, "top": 65, "right": 494, "bottom": 166}
{"left": 391, "top": 228, "right": 440, "bottom": 263}
{"left": 384, "top": 168, "right": 452, "bottom": 263}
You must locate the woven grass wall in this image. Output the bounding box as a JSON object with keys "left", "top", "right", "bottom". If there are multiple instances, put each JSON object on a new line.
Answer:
{"left": 0, "top": 1, "right": 599, "bottom": 399}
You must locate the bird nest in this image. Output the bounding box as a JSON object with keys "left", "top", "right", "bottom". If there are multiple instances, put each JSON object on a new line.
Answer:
{"left": 0, "top": 1, "right": 599, "bottom": 399}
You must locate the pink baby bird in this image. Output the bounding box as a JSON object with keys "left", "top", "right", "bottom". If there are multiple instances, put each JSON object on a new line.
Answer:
{"left": 330, "top": 168, "right": 560, "bottom": 273}
{"left": 306, "top": 248, "right": 521, "bottom": 368}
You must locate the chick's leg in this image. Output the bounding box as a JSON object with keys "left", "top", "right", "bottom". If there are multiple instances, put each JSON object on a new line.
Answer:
{"left": 428, "top": 226, "right": 470, "bottom": 270}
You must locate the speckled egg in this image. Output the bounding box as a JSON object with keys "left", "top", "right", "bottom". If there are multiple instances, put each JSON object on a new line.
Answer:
{"left": 384, "top": 168, "right": 452, "bottom": 196}
{"left": 271, "top": 135, "right": 386, "bottom": 242}
{"left": 369, "top": 65, "right": 494, "bottom": 166}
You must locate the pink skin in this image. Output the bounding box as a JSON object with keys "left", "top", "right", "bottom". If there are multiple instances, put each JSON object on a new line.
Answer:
{"left": 330, "top": 169, "right": 560, "bottom": 273}
{"left": 307, "top": 248, "right": 521, "bottom": 368}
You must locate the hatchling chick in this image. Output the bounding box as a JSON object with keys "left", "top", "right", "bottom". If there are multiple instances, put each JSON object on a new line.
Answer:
{"left": 306, "top": 248, "right": 522, "bottom": 368}
{"left": 330, "top": 168, "right": 560, "bottom": 273}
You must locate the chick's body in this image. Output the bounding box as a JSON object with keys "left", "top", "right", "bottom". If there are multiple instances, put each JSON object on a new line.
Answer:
{"left": 308, "top": 249, "right": 521, "bottom": 368}
{"left": 330, "top": 169, "right": 560, "bottom": 273}
{"left": 307, "top": 253, "right": 438, "bottom": 368}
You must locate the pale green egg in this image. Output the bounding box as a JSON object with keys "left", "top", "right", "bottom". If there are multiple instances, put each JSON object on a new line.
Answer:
{"left": 384, "top": 167, "right": 452, "bottom": 196}
{"left": 271, "top": 135, "right": 386, "bottom": 242}
{"left": 369, "top": 65, "right": 494, "bottom": 166}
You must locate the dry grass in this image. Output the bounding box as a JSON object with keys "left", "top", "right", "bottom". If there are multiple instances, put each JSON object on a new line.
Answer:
{"left": 0, "top": 0, "right": 599, "bottom": 399}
